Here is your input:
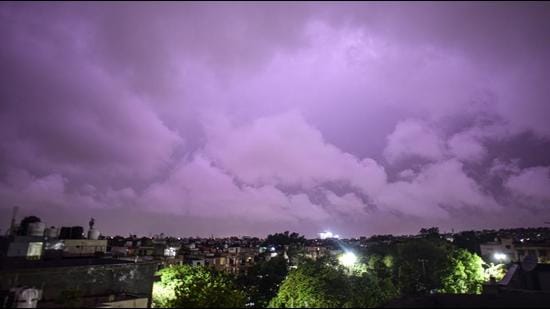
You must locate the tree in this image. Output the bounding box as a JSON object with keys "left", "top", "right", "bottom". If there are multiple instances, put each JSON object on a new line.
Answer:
{"left": 366, "top": 254, "right": 394, "bottom": 278}
{"left": 394, "top": 238, "right": 449, "bottom": 295}
{"left": 263, "top": 231, "right": 305, "bottom": 248}
{"left": 17, "top": 216, "right": 41, "bottom": 236}
{"left": 452, "top": 231, "right": 482, "bottom": 255}
{"left": 153, "top": 265, "right": 246, "bottom": 308}
{"left": 440, "top": 248, "right": 486, "bottom": 294}
{"left": 237, "top": 256, "right": 289, "bottom": 308}
{"left": 419, "top": 227, "right": 440, "bottom": 238}
{"left": 484, "top": 263, "right": 507, "bottom": 282}
{"left": 269, "top": 258, "right": 396, "bottom": 308}
{"left": 394, "top": 239, "right": 488, "bottom": 295}
{"left": 345, "top": 272, "right": 399, "bottom": 308}
{"left": 263, "top": 231, "right": 306, "bottom": 266}
{"left": 268, "top": 259, "right": 350, "bottom": 308}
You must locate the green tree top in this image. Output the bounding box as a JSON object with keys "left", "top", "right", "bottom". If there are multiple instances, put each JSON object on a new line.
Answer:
{"left": 440, "top": 248, "right": 486, "bottom": 294}
{"left": 269, "top": 258, "right": 397, "bottom": 308}
{"left": 153, "top": 265, "right": 246, "bottom": 308}
{"left": 268, "top": 259, "right": 350, "bottom": 308}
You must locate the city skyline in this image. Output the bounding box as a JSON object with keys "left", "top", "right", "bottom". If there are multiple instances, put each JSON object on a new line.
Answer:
{"left": 1, "top": 3, "right": 550, "bottom": 238}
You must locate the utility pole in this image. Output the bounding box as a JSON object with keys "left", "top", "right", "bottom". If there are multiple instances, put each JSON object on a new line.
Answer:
{"left": 418, "top": 258, "right": 427, "bottom": 277}
{"left": 9, "top": 206, "right": 19, "bottom": 236}
{"left": 418, "top": 258, "right": 428, "bottom": 291}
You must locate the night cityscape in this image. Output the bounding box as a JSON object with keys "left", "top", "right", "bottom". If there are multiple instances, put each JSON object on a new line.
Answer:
{"left": 1, "top": 2, "right": 550, "bottom": 308}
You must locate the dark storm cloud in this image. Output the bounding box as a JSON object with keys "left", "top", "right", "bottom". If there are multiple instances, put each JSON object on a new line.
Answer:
{"left": 1, "top": 2, "right": 550, "bottom": 237}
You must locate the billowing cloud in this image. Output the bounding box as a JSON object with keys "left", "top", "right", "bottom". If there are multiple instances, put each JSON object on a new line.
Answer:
{"left": 203, "top": 111, "right": 387, "bottom": 195}
{"left": 384, "top": 119, "right": 445, "bottom": 164}
{"left": 0, "top": 168, "right": 136, "bottom": 210}
{"left": 325, "top": 191, "right": 367, "bottom": 216}
{"left": 376, "top": 159, "right": 500, "bottom": 218}
{"left": 2, "top": 3, "right": 550, "bottom": 237}
{"left": 505, "top": 166, "right": 550, "bottom": 208}
{"left": 448, "top": 130, "right": 488, "bottom": 162}
{"left": 140, "top": 154, "right": 331, "bottom": 222}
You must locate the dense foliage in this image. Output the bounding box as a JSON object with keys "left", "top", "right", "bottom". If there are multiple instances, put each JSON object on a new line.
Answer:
{"left": 237, "top": 256, "right": 289, "bottom": 307}
{"left": 366, "top": 237, "right": 489, "bottom": 296}
{"left": 269, "top": 257, "right": 398, "bottom": 308}
{"left": 262, "top": 231, "right": 306, "bottom": 247}
{"left": 153, "top": 265, "right": 246, "bottom": 308}
{"left": 440, "top": 248, "right": 486, "bottom": 294}
{"left": 268, "top": 259, "right": 349, "bottom": 308}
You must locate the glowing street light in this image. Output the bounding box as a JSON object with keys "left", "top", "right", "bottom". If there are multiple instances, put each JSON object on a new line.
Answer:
{"left": 338, "top": 251, "right": 358, "bottom": 267}
{"left": 493, "top": 252, "right": 507, "bottom": 262}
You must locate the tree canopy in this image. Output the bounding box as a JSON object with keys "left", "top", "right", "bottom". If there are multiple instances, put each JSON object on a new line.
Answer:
{"left": 153, "top": 265, "right": 246, "bottom": 308}
{"left": 393, "top": 239, "right": 487, "bottom": 295}
{"left": 394, "top": 238, "right": 450, "bottom": 294}
{"left": 440, "top": 248, "right": 486, "bottom": 294}
{"left": 269, "top": 257, "right": 397, "bottom": 308}
{"left": 237, "top": 255, "right": 289, "bottom": 308}
{"left": 262, "top": 231, "right": 305, "bottom": 248}
{"left": 17, "top": 215, "right": 41, "bottom": 236}
{"left": 268, "top": 259, "right": 350, "bottom": 308}
{"left": 153, "top": 232, "right": 498, "bottom": 308}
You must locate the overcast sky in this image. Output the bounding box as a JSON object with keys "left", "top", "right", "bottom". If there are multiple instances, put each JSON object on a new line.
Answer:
{"left": 1, "top": 2, "right": 550, "bottom": 238}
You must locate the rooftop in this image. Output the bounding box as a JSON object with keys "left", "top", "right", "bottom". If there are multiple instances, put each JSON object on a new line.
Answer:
{"left": 0, "top": 257, "right": 154, "bottom": 271}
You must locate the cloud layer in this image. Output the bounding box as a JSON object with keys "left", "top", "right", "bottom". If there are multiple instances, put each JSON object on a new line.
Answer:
{"left": 1, "top": 3, "right": 550, "bottom": 237}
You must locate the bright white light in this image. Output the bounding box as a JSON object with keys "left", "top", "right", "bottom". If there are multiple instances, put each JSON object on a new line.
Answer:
{"left": 494, "top": 253, "right": 507, "bottom": 261}
{"left": 164, "top": 247, "right": 177, "bottom": 257}
{"left": 319, "top": 231, "right": 341, "bottom": 240}
{"left": 338, "top": 252, "right": 357, "bottom": 267}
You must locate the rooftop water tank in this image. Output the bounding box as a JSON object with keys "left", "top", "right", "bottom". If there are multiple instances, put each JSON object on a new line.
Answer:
{"left": 44, "top": 226, "right": 59, "bottom": 238}
{"left": 88, "top": 228, "right": 100, "bottom": 240}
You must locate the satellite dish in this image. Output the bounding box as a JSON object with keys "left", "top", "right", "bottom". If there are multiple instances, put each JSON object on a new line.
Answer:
{"left": 521, "top": 254, "right": 537, "bottom": 272}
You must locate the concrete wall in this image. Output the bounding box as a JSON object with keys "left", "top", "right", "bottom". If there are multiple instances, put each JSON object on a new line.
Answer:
{"left": 63, "top": 239, "right": 107, "bottom": 256}
{"left": 0, "top": 261, "right": 157, "bottom": 305}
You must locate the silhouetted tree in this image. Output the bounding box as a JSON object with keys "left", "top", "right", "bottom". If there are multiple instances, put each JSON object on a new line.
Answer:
{"left": 17, "top": 216, "right": 41, "bottom": 236}
{"left": 419, "top": 227, "right": 440, "bottom": 238}
{"left": 237, "top": 256, "right": 288, "bottom": 307}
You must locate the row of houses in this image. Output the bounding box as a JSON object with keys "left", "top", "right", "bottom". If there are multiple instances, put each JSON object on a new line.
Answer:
{"left": 480, "top": 237, "right": 550, "bottom": 264}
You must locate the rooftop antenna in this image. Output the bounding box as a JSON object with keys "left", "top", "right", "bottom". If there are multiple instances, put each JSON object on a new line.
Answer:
{"left": 9, "top": 206, "right": 19, "bottom": 236}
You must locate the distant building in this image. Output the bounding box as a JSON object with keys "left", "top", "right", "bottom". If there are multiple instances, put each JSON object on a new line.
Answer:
{"left": 1, "top": 236, "right": 44, "bottom": 260}
{"left": 515, "top": 242, "right": 550, "bottom": 264}
{"left": 304, "top": 246, "right": 329, "bottom": 261}
{"left": 61, "top": 239, "right": 108, "bottom": 257}
{"left": 480, "top": 238, "right": 550, "bottom": 264}
{"left": 480, "top": 238, "right": 518, "bottom": 262}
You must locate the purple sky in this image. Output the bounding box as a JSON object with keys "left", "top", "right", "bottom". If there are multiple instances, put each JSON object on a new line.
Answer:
{"left": 1, "top": 2, "right": 550, "bottom": 238}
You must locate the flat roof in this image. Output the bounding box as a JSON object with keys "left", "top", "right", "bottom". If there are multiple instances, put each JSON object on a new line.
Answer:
{"left": 0, "top": 257, "right": 156, "bottom": 271}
